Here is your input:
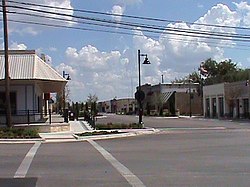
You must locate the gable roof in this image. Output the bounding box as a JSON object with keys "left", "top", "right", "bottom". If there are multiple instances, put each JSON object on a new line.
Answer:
{"left": 0, "top": 50, "right": 67, "bottom": 92}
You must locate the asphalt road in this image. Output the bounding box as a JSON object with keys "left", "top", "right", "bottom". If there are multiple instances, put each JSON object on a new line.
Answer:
{"left": 96, "top": 113, "right": 250, "bottom": 130}
{"left": 1, "top": 115, "right": 250, "bottom": 186}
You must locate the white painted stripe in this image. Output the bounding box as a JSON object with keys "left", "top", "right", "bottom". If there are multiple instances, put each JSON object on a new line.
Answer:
{"left": 88, "top": 140, "right": 145, "bottom": 187}
{"left": 14, "top": 141, "right": 41, "bottom": 178}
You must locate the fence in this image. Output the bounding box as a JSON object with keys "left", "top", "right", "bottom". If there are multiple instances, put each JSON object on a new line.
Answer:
{"left": 0, "top": 109, "right": 53, "bottom": 125}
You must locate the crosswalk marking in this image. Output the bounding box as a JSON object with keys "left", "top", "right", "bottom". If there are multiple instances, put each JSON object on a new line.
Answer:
{"left": 14, "top": 141, "right": 41, "bottom": 178}
{"left": 88, "top": 140, "right": 146, "bottom": 187}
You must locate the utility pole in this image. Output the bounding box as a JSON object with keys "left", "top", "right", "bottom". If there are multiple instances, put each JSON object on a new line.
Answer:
{"left": 2, "top": 0, "right": 12, "bottom": 127}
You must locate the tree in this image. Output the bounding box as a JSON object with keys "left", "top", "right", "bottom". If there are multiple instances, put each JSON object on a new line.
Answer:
{"left": 80, "top": 102, "right": 84, "bottom": 111}
{"left": 202, "top": 58, "right": 218, "bottom": 78}
{"left": 55, "top": 91, "right": 63, "bottom": 113}
{"left": 86, "top": 94, "right": 98, "bottom": 104}
{"left": 172, "top": 71, "right": 202, "bottom": 84}
{"left": 202, "top": 58, "right": 241, "bottom": 85}
{"left": 225, "top": 84, "right": 243, "bottom": 117}
{"left": 86, "top": 94, "right": 98, "bottom": 116}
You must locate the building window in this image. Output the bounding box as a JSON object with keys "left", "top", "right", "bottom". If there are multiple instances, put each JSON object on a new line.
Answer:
{"left": 0, "top": 92, "right": 17, "bottom": 115}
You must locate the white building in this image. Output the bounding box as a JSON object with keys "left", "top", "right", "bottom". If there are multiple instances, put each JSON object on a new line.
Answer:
{"left": 203, "top": 81, "right": 249, "bottom": 118}
{"left": 0, "top": 50, "right": 67, "bottom": 124}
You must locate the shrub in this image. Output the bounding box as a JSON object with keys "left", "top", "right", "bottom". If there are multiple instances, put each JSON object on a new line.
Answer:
{"left": 0, "top": 128, "right": 40, "bottom": 139}
{"left": 77, "top": 130, "right": 121, "bottom": 137}
{"left": 96, "top": 123, "right": 141, "bottom": 130}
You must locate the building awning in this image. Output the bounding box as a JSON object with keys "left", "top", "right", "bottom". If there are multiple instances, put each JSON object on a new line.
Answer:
{"left": 161, "top": 91, "right": 175, "bottom": 103}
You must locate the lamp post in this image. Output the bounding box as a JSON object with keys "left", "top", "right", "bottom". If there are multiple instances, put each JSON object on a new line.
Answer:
{"left": 137, "top": 49, "right": 150, "bottom": 125}
{"left": 63, "top": 71, "right": 70, "bottom": 122}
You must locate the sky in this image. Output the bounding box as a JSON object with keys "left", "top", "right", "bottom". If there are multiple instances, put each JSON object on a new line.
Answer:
{"left": 1, "top": 0, "right": 250, "bottom": 102}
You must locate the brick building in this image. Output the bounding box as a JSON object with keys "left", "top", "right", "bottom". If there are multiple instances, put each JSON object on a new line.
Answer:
{"left": 98, "top": 98, "right": 136, "bottom": 114}
{"left": 140, "top": 83, "right": 202, "bottom": 116}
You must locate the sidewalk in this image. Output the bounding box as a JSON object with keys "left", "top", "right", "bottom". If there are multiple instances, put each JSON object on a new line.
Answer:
{"left": 38, "top": 119, "right": 94, "bottom": 142}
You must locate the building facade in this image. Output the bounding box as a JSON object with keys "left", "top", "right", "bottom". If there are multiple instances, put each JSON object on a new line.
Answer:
{"left": 203, "top": 81, "right": 249, "bottom": 119}
{"left": 140, "top": 83, "right": 202, "bottom": 116}
{"left": 98, "top": 98, "right": 136, "bottom": 114}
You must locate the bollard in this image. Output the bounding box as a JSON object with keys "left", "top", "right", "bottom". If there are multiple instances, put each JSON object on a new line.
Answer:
{"left": 27, "top": 110, "right": 30, "bottom": 125}
{"left": 49, "top": 109, "right": 52, "bottom": 124}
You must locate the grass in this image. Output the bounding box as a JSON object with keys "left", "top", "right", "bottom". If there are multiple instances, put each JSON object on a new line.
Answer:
{"left": 0, "top": 128, "right": 40, "bottom": 139}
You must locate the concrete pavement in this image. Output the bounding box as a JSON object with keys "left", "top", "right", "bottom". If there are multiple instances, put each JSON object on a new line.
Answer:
{"left": 38, "top": 120, "right": 94, "bottom": 142}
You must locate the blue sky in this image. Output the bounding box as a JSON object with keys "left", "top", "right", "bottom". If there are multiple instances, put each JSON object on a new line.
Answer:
{"left": 1, "top": 0, "right": 250, "bottom": 102}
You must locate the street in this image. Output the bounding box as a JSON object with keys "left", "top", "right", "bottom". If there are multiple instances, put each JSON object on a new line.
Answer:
{"left": 97, "top": 113, "right": 250, "bottom": 130}
{"left": 1, "top": 115, "right": 250, "bottom": 186}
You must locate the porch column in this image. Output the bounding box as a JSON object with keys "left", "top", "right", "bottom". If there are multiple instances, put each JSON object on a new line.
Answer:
{"left": 203, "top": 97, "right": 206, "bottom": 117}
{"left": 209, "top": 97, "right": 213, "bottom": 118}
{"left": 216, "top": 96, "right": 220, "bottom": 118}
{"left": 239, "top": 99, "right": 244, "bottom": 118}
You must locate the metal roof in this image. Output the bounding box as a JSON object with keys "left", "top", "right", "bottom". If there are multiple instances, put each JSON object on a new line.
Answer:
{"left": 0, "top": 50, "right": 67, "bottom": 92}
{"left": 0, "top": 50, "right": 65, "bottom": 81}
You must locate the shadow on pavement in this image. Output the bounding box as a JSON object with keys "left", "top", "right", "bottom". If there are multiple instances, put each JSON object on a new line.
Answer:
{"left": 0, "top": 177, "right": 37, "bottom": 187}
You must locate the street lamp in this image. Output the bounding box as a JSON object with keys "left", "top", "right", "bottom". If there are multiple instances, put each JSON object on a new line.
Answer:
{"left": 63, "top": 71, "right": 70, "bottom": 122}
{"left": 136, "top": 49, "right": 150, "bottom": 126}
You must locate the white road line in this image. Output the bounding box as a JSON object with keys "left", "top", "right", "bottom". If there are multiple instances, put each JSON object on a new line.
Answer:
{"left": 88, "top": 140, "right": 146, "bottom": 187}
{"left": 14, "top": 141, "right": 41, "bottom": 178}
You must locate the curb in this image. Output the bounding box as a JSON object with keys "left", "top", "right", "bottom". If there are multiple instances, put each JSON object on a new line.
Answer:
{"left": 0, "top": 138, "right": 43, "bottom": 144}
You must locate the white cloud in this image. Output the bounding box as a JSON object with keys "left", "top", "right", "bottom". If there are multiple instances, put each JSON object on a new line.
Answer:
{"left": 56, "top": 62, "right": 76, "bottom": 77}
{"left": 59, "top": 46, "right": 135, "bottom": 101}
{"left": 131, "top": 3, "right": 242, "bottom": 86}
{"left": 111, "top": 5, "right": 125, "bottom": 22}
{"left": 234, "top": 1, "right": 250, "bottom": 27}
{"left": 0, "top": 41, "right": 27, "bottom": 50}
{"left": 8, "top": 0, "right": 74, "bottom": 35}
{"left": 65, "top": 45, "right": 121, "bottom": 71}
{"left": 196, "top": 3, "right": 240, "bottom": 27}
{"left": 9, "top": 42, "right": 27, "bottom": 50}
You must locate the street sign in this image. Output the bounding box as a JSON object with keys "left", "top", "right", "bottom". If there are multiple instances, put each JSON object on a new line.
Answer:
{"left": 135, "top": 90, "right": 145, "bottom": 101}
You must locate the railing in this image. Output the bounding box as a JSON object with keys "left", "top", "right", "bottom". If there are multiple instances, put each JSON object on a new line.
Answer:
{"left": 86, "top": 115, "right": 96, "bottom": 130}
{"left": 0, "top": 109, "right": 53, "bottom": 125}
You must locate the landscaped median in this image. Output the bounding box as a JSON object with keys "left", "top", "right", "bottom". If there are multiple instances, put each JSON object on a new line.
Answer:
{"left": 95, "top": 122, "right": 142, "bottom": 130}
{"left": 73, "top": 122, "right": 158, "bottom": 140}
